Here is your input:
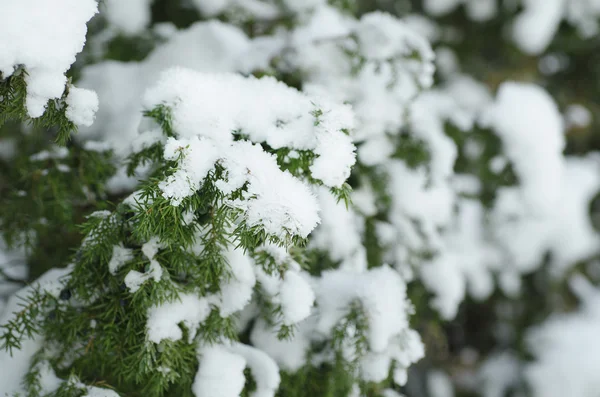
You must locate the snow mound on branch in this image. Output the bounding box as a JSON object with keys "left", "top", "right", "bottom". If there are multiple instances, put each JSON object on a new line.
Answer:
{"left": 526, "top": 276, "right": 600, "bottom": 397}
{"left": 78, "top": 21, "right": 251, "bottom": 155}
{"left": 143, "top": 67, "right": 355, "bottom": 189}
{"left": 65, "top": 87, "right": 99, "bottom": 127}
{"left": 512, "top": 0, "right": 565, "bottom": 55}
{"left": 0, "top": 0, "right": 97, "bottom": 117}
{"left": 482, "top": 82, "right": 565, "bottom": 215}
{"left": 193, "top": 342, "right": 281, "bottom": 397}
{"left": 102, "top": 0, "right": 153, "bottom": 35}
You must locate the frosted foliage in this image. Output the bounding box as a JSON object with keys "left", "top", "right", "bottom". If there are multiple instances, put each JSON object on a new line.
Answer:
{"left": 143, "top": 68, "right": 355, "bottom": 188}
{"left": 108, "top": 244, "right": 134, "bottom": 274}
{"left": 248, "top": 266, "right": 424, "bottom": 383}
{"left": 316, "top": 266, "right": 415, "bottom": 353}
{"left": 221, "top": 142, "right": 321, "bottom": 239}
{"left": 0, "top": 268, "right": 71, "bottom": 395}
{"left": 311, "top": 188, "right": 366, "bottom": 271}
{"left": 286, "top": 8, "right": 434, "bottom": 146}
{"left": 0, "top": 0, "right": 97, "bottom": 117}
{"left": 138, "top": 67, "right": 356, "bottom": 239}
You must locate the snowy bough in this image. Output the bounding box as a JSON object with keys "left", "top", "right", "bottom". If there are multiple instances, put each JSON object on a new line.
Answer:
{"left": 0, "top": 7, "right": 427, "bottom": 391}
{"left": 3, "top": 1, "right": 600, "bottom": 397}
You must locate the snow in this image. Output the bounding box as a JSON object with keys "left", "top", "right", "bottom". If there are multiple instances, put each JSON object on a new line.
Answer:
{"left": 483, "top": 82, "right": 565, "bottom": 215}
{"left": 478, "top": 352, "right": 520, "bottom": 397}
{"left": 138, "top": 67, "right": 354, "bottom": 239}
{"left": 124, "top": 260, "right": 163, "bottom": 293}
{"left": 525, "top": 277, "right": 600, "bottom": 397}
{"left": 192, "top": 345, "right": 247, "bottom": 397}
{"left": 65, "top": 87, "right": 99, "bottom": 127}
{"left": 287, "top": 8, "right": 434, "bottom": 147}
{"left": 77, "top": 21, "right": 251, "bottom": 156}
{"left": 146, "top": 293, "right": 211, "bottom": 344}
{"left": 277, "top": 271, "right": 315, "bottom": 325}
{"left": 565, "top": 103, "right": 592, "bottom": 129}
{"left": 250, "top": 318, "right": 311, "bottom": 371}
{"left": 30, "top": 146, "right": 69, "bottom": 162}
{"left": 0, "top": 0, "right": 97, "bottom": 117}
{"left": 141, "top": 237, "right": 163, "bottom": 261}
{"left": 423, "top": 0, "right": 461, "bottom": 16}
{"left": 219, "top": 142, "right": 321, "bottom": 240}
{"left": 356, "top": 12, "right": 435, "bottom": 88}
{"left": 108, "top": 244, "right": 134, "bottom": 275}
{"left": 311, "top": 187, "right": 365, "bottom": 270}
{"left": 428, "top": 370, "right": 455, "bottom": 397}
{"left": 0, "top": 267, "right": 71, "bottom": 396}
{"left": 512, "top": 0, "right": 566, "bottom": 55}
{"left": 83, "top": 387, "right": 121, "bottom": 397}
{"left": 142, "top": 68, "right": 355, "bottom": 189}
{"left": 254, "top": 265, "right": 315, "bottom": 326}
{"left": 315, "top": 266, "right": 416, "bottom": 355}
{"left": 229, "top": 342, "right": 281, "bottom": 397}
{"left": 218, "top": 248, "right": 256, "bottom": 317}
{"left": 102, "top": 0, "right": 153, "bottom": 35}
{"left": 158, "top": 137, "right": 219, "bottom": 206}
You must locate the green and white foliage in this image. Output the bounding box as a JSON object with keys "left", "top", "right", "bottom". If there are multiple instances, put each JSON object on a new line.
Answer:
{"left": 3, "top": 1, "right": 600, "bottom": 397}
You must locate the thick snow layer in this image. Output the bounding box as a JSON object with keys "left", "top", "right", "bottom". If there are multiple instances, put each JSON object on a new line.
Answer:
{"left": 229, "top": 342, "right": 281, "bottom": 397}
{"left": 250, "top": 318, "right": 311, "bottom": 371}
{"left": 218, "top": 248, "right": 256, "bottom": 317}
{"left": 525, "top": 277, "right": 600, "bottom": 397}
{"left": 512, "top": 0, "right": 565, "bottom": 55}
{"left": 65, "top": 87, "right": 99, "bottom": 127}
{"left": 102, "top": 0, "right": 153, "bottom": 35}
{"left": 143, "top": 68, "right": 355, "bottom": 189}
{"left": 77, "top": 21, "right": 251, "bottom": 156}
{"left": 277, "top": 271, "right": 315, "bottom": 325}
{"left": 193, "top": 345, "right": 247, "bottom": 397}
{"left": 0, "top": 0, "right": 97, "bottom": 117}
{"left": 255, "top": 265, "right": 315, "bottom": 326}
{"left": 137, "top": 67, "right": 356, "bottom": 239}
{"left": 483, "top": 82, "right": 565, "bottom": 215}
{"left": 288, "top": 8, "right": 434, "bottom": 146}
{"left": 146, "top": 293, "right": 211, "bottom": 343}
{"left": 315, "top": 266, "right": 415, "bottom": 354}
{"left": 310, "top": 187, "right": 366, "bottom": 271}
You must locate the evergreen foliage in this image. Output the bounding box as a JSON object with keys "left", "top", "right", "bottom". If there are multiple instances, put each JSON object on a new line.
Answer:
{"left": 2, "top": 1, "right": 600, "bottom": 397}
